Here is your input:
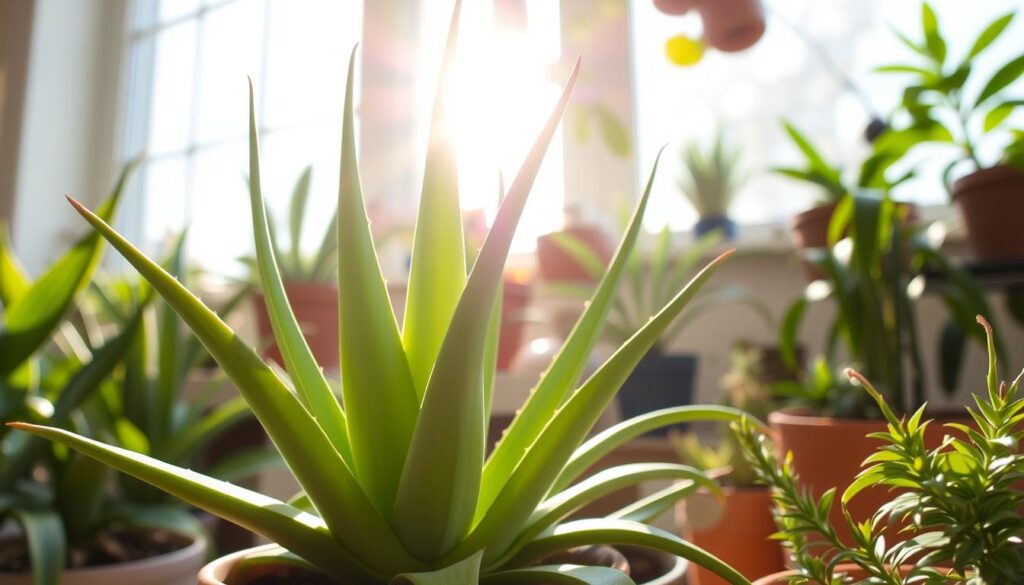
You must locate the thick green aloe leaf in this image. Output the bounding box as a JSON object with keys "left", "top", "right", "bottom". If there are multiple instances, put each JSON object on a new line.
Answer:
{"left": 391, "top": 60, "right": 580, "bottom": 561}
{"left": 0, "top": 163, "right": 134, "bottom": 376}
{"left": 337, "top": 47, "right": 419, "bottom": 514}
{"left": 403, "top": 0, "right": 467, "bottom": 398}
{"left": 551, "top": 406, "right": 757, "bottom": 492}
{"left": 393, "top": 550, "right": 482, "bottom": 585}
{"left": 608, "top": 481, "right": 699, "bottom": 524}
{"left": 11, "top": 507, "right": 65, "bottom": 585}
{"left": 504, "top": 463, "right": 720, "bottom": 560}
{"left": 8, "top": 423, "right": 379, "bottom": 582}
{"left": 245, "top": 80, "right": 351, "bottom": 464}
{"left": 483, "top": 565, "right": 634, "bottom": 585}
{"left": 503, "top": 519, "right": 750, "bottom": 585}
{"left": 64, "top": 199, "right": 417, "bottom": 574}
{"left": 0, "top": 223, "right": 30, "bottom": 305}
{"left": 455, "top": 253, "right": 732, "bottom": 564}
{"left": 479, "top": 148, "right": 667, "bottom": 519}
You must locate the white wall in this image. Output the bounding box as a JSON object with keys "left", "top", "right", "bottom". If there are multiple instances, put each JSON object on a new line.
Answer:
{"left": 12, "top": 0, "right": 126, "bottom": 274}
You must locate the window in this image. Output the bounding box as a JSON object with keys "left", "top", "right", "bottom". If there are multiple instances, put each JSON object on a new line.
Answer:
{"left": 121, "top": 0, "right": 564, "bottom": 277}
{"left": 630, "top": 0, "right": 1024, "bottom": 233}
{"left": 122, "top": 0, "right": 362, "bottom": 276}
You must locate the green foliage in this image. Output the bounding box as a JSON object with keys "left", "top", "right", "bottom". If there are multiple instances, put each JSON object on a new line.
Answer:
{"left": 11, "top": 7, "right": 762, "bottom": 585}
{"left": 238, "top": 165, "right": 338, "bottom": 284}
{"left": 735, "top": 317, "right": 1024, "bottom": 584}
{"left": 676, "top": 132, "right": 745, "bottom": 218}
{"left": 670, "top": 343, "right": 779, "bottom": 487}
{"left": 546, "top": 227, "right": 771, "bottom": 354}
{"left": 875, "top": 3, "right": 1024, "bottom": 179}
{"left": 0, "top": 164, "right": 210, "bottom": 585}
{"left": 774, "top": 122, "right": 848, "bottom": 204}
{"left": 779, "top": 191, "right": 998, "bottom": 416}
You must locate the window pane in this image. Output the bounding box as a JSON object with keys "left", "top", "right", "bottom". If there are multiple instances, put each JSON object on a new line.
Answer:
{"left": 262, "top": 0, "right": 362, "bottom": 129}
{"left": 188, "top": 142, "right": 251, "bottom": 275}
{"left": 195, "top": 0, "right": 266, "bottom": 145}
{"left": 147, "top": 21, "right": 197, "bottom": 155}
{"left": 159, "top": 0, "right": 200, "bottom": 23}
{"left": 257, "top": 124, "right": 341, "bottom": 256}
{"left": 141, "top": 156, "right": 189, "bottom": 249}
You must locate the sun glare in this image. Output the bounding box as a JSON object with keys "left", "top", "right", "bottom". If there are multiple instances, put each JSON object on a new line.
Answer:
{"left": 437, "top": 1, "right": 565, "bottom": 253}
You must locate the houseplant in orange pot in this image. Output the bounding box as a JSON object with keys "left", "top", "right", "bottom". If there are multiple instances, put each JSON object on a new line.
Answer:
{"left": 736, "top": 317, "right": 1024, "bottom": 583}
{"left": 873, "top": 3, "right": 1024, "bottom": 261}
{"left": 8, "top": 6, "right": 762, "bottom": 584}
{"left": 672, "top": 344, "right": 785, "bottom": 585}
{"left": 773, "top": 191, "right": 999, "bottom": 537}
{"left": 241, "top": 165, "right": 341, "bottom": 369}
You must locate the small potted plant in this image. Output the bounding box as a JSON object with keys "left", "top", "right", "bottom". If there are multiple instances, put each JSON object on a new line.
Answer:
{"left": 10, "top": 7, "right": 760, "bottom": 585}
{"left": 677, "top": 132, "right": 745, "bottom": 241}
{"left": 736, "top": 316, "right": 1024, "bottom": 583}
{"left": 671, "top": 343, "right": 785, "bottom": 585}
{"left": 0, "top": 166, "right": 207, "bottom": 585}
{"left": 546, "top": 226, "right": 770, "bottom": 433}
{"left": 535, "top": 204, "right": 615, "bottom": 284}
{"left": 772, "top": 189, "right": 1000, "bottom": 536}
{"left": 240, "top": 165, "right": 341, "bottom": 368}
{"left": 874, "top": 3, "right": 1024, "bottom": 261}
{"left": 774, "top": 122, "right": 848, "bottom": 255}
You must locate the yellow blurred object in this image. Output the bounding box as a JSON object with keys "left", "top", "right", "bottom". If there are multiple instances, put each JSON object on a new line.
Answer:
{"left": 665, "top": 34, "right": 705, "bottom": 66}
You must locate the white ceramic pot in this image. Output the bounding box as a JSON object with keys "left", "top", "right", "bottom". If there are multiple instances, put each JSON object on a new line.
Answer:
{"left": 0, "top": 535, "right": 205, "bottom": 585}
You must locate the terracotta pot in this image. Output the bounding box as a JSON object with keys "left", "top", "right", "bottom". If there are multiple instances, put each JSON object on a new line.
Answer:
{"left": 789, "top": 202, "right": 837, "bottom": 252}
{"left": 653, "top": 0, "right": 766, "bottom": 52}
{"left": 497, "top": 280, "right": 531, "bottom": 371}
{"left": 953, "top": 164, "right": 1024, "bottom": 261}
{"left": 754, "top": 564, "right": 953, "bottom": 585}
{"left": 694, "top": 0, "right": 766, "bottom": 52}
{"left": 0, "top": 534, "right": 205, "bottom": 585}
{"left": 769, "top": 408, "right": 967, "bottom": 544}
{"left": 536, "top": 226, "right": 613, "bottom": 284}
{"left": 677, "top": 487, "right": 783, "bottom": 584}
{"left": 199, "top": 545, "right": 685, "bottom": 585}
{"left": 253, "top": 282, "right": 339, "bottom": 369}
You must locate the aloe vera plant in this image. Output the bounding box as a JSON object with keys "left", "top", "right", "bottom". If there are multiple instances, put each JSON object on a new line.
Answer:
{"left": 9, "top": 6, "right": 758, "bottom": 585}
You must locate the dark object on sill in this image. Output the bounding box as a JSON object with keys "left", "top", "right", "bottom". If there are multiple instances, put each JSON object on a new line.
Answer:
{"left": 922, "top": 259, "right": 1024, "bottom": 293}
{"left": 864, "top": 118, "right": 888, "bottom": 143}
{"left": 617, "top": 354, "right": 697, "bottom": 437}
{"left": 694, "top": 215, "right": 737, "bottom": 241}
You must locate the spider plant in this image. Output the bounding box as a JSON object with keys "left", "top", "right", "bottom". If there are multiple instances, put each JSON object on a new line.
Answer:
{"left": 239, "top": 165, "right": 337, "bottom": 283}
{"left": 10, "top": 6, "right": 758, "bottom": 585}
{"left": 0, "top": 163, "right": 181, "bottom": 585}
{"left": 735, "top": 316, "right": 1024, "bottom": 584}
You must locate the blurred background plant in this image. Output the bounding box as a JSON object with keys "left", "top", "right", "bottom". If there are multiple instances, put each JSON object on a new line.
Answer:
{"left": 677, "top": 132, "right": 746, "bottom": 240}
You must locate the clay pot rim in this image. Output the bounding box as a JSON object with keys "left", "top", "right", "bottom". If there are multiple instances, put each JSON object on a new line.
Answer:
{"left": 790, "top": 201, "right": 838, "bottom": 231}
{"left": 0, "top": 532, "right": 206, "bottom": 579}
{"left": 199, "top": 545, "right": 688, "bottom": 585}
{"left": 952, "top": 163, "right": 1024, "bottom": 197}
{"left": 768, "top": 406, "right": 890, "bottom": 431}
